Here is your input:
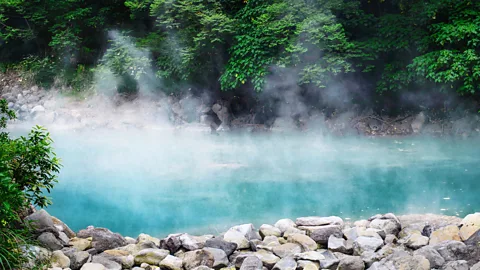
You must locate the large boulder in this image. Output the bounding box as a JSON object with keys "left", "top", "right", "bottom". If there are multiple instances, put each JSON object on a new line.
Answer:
{"left": 239, "top": 256, "right": 263, "bottom": 270}
{"left": 77, "top": 227, "right": 127, "bottom": 252}
{"left": 295, "top": 217, "right": 343, "bottom": 227}
{"left": 204, "top": 238, "right": 238, "bottom": 256}
{"left": 459, "top": 213, "right": 480, "bottom": 241}
{"left": 272, "top": 243, "right": 302, "bottom": 258}
{"left": 134, "top": 248, "right": 169, "bottom": 265}
{"left": 429, "top": 225, "right": 461, "bottom": 245}
{"left": 38, "top": 232, "right": 63, "bottom": 250}
{"left": 182, "top": 249, "right": 215, "bottom": 270}
{"left": 52, "top": 216, "right": 76, "bottom": 238}
{"left": 352, "top": 236, "right": 384, "bottom": 255}
{"left": 308, "top": 225, "right": 343, "bottom": 245}
{"left": 160, "top": 255, "right": 184, "bottom": 270}
{"left": 272, "top": 257, "right": 296, "bottom": 270}
{"left": 287, "top": 234, "right": 317, "bottom": 251}
{"left": 203, "top": 247, "right": 228, "bottom": 269}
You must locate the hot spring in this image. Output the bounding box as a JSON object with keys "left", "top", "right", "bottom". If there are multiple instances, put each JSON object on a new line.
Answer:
{"left": 41, "top": 129, "right": 480, "bottom": 238}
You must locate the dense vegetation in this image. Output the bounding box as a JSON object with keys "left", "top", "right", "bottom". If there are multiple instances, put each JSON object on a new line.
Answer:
{"left": 1, "top": 0, "right": 479, "bottom": 112}
{"left": 0, "top": 99, "right": 60, "bottom": 269}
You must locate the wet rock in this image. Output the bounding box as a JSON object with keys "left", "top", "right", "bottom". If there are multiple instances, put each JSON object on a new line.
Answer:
{"left": 204, "top": 238, "right": 238, "bottom": 256}
{"left": 353, "top": 237, "right": 384, "bottom": 255}
{"left": 62, "top": 248, "right": 91, "bottom": 270}
{"left": 240, "top": 256, "right": 263, "bottom": 270}
{"left": 80, "top": 263, "right": 106, "bottom": 270}
{"left": 134, "top": 248, "right": 169, "bottom": 265}
{"left": 161, "top": 234, "right": 183, "bottom": 254}
{"left": 274, "top": 219, "right": 296, "bottom": 234}
{"left": 442, "top": 260, "right": 469, "bottom": 270}
{"left": 137, "top": 233, "right": 160, "bottom": 247}
{"left": 272, "top": 243, "right": 302, "bottom": 258}
{"left": 160, "top": 255, "right": 183, "bottom": 270}
{"left": 272, "top": 257, "right": 296, "bottom": 270}
{"left": 182, "top": 249, "right": 215, "bottom": 270}
{"left": 337, "top": 256, "right": 364, "bottom": 270}
{"left": 203, "top": 248, "right": 228, "bottom": 269}
{"left": 287, "top": 234, "right": 317, "bottom": 251}
{"left": 433, "top": 241, "right": 467, "bottom": 262}
{"left": 51, "top": 250, "right": 71, "bottom": 268}
{"left": 405, "top": 232, "right": 429, "bottom": 249}
{"left": 308, "top": 225, "right": 343, "bottom": 245}
{"left": 295, "top": 217, "right": 343, "bottom": 227}
{"left": 91, "top": 256, "right": 122, "bottom": 270}
{"left": 413, "top": 246, "right": 445, "bottom": 268}
{"left": 254, "top": 249, "right": 280, "bottom": 268}
{"left": 38, "top": 232, "right": 63, "bottom": 250}
{"left": 459, "top": 213, "right": 480, "bottom": 241}
{"left": 77, "top": 227, "right": 127, "bottom": 252}
{"left": 260, "top": 224, "right": 282, "bottom": 238}
{"left": 429, "top": 225, "right": 461, "bottom": 245}
{"left": 70, "top": 237, "right": 92, "bottom": 251}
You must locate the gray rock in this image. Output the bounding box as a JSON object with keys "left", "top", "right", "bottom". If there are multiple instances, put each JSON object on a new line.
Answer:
{"left": 442, "top": 260, "right": 469, "bottom": 270}
{"left": 353, "top": 237, "right": 384, "bottom": 255}
{"left": 134, "top": 248, "right": 169, "bottom": 265}
{"left": 337, "top": 256, "right": 364, "bottom": 270}
{"left": 182, "top": 249, "right": 215, "bottom": 270}
{"left": 295, "top": 217, "right": 343, "bottom": 227}
{"left": 369, "top": 218, "right": 401, "bottom": 236}
{"left": 240, "top": 256, "right": 263, "bottom": 270}
{"left": 212, "top": 102, "right": 230, "bottom": 127}
{"left": 328, "top": 235, "right": 350, "bottom": 254}
{"left": 161, "top": 234, "right": 183, "bottom": 253}
{"left": 181, "top": 234, "right": 203, "bottom": 250}
{"left": 272, "top": 257, "right": 296, "bottom": 270}
{"left": 413, "top": 246, "right": 445, "bottom": 268}
{"left": 471, "top": 261, "right": 480, "bottom": 270}
{"left": 91, "top": 256, "right": 122, "bottom": 270}
{"left": 260, "top": 224, "right": 282, "bottom": 238}
{"left": 224, "top": 230, "right": 250, "bottom": 250}
{"left": 230, "top": 252, "right": 255, "bottom": 268}
{"left": 433, "top": 241, "right": 467, "bottom": 262}
{"left": 38, "top": 232, "right": 63, "bottom": 250}
{"left": 62, "top": 248, "right": 91, "bottom": 270}
{"left": 204, "top": 238, "right": 238, "bottom": 256}
{"left": 384, "top": 234, "right": 397, "bottom": 245}
{"left": 80, "top": 263, "right": 106, "bottom": 270}
{"left": 272, "top": 243, "right": 302, "bottom": 258}
{"left": 77, "top": 227, "right": 127, "bottom": 252}
{"left": 58, "top": 231, "right": 70, "bottom": 246}
{"left": 203, "top": 248, "right": 228, "bottom": 269}
{"left": 96, "top": 250, "right": 134, "bottom": 269}
{"left": 318, "top": 250, "right": 339, "bottom": 269}
{"left": 229, "top": 224, "right": 262, "bottom": 241}
{"left": 411, "top": 112, "right": 426, "bottom": 133}
{"left": 274, "top": 219, "right": 296, "bottom": 234}
{"left": 293, "top": 251, "right": 325, "bottom": 261}
{"left": 25, "top": 209, "right": 56, "bottom": 233}
{"left": 309, "top": 225, "right": 343, "bottom": 245}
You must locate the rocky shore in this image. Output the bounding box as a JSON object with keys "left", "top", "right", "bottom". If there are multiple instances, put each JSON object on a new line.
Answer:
{"left": 24, "top": 210, "right": 480, "bottom": 270}
{"left": 2, "top": 74, "right": 480, "bottom": 136}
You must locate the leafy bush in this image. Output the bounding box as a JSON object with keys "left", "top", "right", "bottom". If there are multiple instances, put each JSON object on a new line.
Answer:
{"left": 0, "top": 99, "right": 61, "bottom": 269}
{"left": 18, "top": 56, "right": 58, "bottom": 88}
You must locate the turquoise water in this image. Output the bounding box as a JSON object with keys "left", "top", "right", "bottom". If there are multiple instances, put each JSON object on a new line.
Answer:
{"left": 42, "top": 130, "right": 480, "bottom": 238}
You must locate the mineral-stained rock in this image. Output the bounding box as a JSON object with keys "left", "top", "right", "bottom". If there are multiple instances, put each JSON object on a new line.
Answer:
{"left": 260, "top": 224, "right": 282, "bottom": 238}
{"left": 283, "top": 227, "right": 306, "bottom": 238}
{"left": 134, "top": 248, "right": 169, "bottom": 265}
{"left": 101, "top": 250, "right": 134, "bottom": 268}
{"left": 429, "top": 225, "right": 461, "bottom": 245}
{"left": 160, "top": 255, "right": 183, "bottom": 270}
{"left": 239, "top": 256, "right": 263, "bottom": 270}
{"left": 204, "top": 238, "right": 238, "bottom": 256}
{"left": 272, "top": 243, "right": 302, "bottom": 258}
{"left": 353, "top": 236, "right": 384, "bottom": 255}
{"left": 459, "top": 213, "right": 480, "bottom": 241}
{"left": 413, "top": 245, "right": 445, "bottom": 268}
{"left": 337, "top": 256, "right": 364, "bottom": 270}
{"left": 182, "top": 249, "right": 215, "bottom": 270}
{"left": 52, "top": 216, "right": 76, "bottom": 238}
{"left": 272, "top": 257, "right": 296, "bottom": 270}
{"left": 77, "top": 227, "right": 127, "bottom": 252}
{"left": 287, "top": 234, "right": 317, "bottom": 251}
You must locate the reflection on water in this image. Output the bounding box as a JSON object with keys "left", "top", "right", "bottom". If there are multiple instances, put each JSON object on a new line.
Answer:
{"left": 38, "top": 130, "right": 480, "bottom": 237}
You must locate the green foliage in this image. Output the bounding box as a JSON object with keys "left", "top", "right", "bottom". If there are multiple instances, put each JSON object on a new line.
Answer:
{"left": 17, "top": 56, "right": 58, "bottom": 88}
{"left": 0, "top": 98, "right": 61, "bottom": 269}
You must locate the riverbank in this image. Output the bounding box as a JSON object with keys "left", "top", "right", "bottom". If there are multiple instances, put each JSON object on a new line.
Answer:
{"left": 2, "top": 74, "right": 480, "bottom": 137}
{"left": 26, "top": 210, "right": 480, "bottom": 270}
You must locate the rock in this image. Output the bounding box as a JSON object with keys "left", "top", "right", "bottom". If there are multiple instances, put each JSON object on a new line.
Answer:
{"left": 181, "top": 234, "right": 203, "bottom": 250}
{"left": 369, "top": 215, "right": 401, "bottom": 236}
{"left": 125, "top": 237, "right": 136, "bottom": 245}
{"left": 287, "top": 234, "right": 317, "bottom": 251}
{"left": 272, "top": 257, "right": 296, "bottom": 270}
{"left": 471, "top": 261, "right": 480, "bottom": 270}
{"left": 77, "top": 227, "right": 127, "bottom": 252}
{"left": 459, "top": 213, "right": 480, "bottom": 241}
{"left": 293, "top": 251, "right": 325, "bottom": 261}
{"left": 318, "top": 250, "right": 339, "bottom": 269}
{"left": 224, "top": 230, "right": 250, "bottom": 249}
{"left": 229, "top": 252, "right": 255, "bottom": 268}
{"left": 254, "top": 249, "right": 280, "bottom": 268}
{"left": 25, "top": 209, "right": 56, "bottom": 233}
{"left": 296, "top": 260, "right": 319, "bottom": 270}
{"left": 137, "top": 233, "right": 160, "bottom": 247}
{"left": 228, "top": 224, "right": 262, "bottom": 241}
{"left": 161, "top": 234, "right": 183, "bottom": 253}
{"left": 262, "top": 236, "right": 280, "bottom": 247}
{"left": 134, "top": 248, "right": 169, "bottom": 265}
{"left": 204, "top": 238, "right": 238, "bottom": 256}
{"left": 327, "top": 235, "right": 351, "bottom": 254}
{"left": 308, "top": 225, "right": 343, "bottom": 245}
{"left": 70, "top": 237, "right": 92, "bottom": 251}
{"left": 295, "top": 217, "right": 343, "bottom": 227}
{"left": 337, "top": 256, "right": 364, "bottom": 270}
{"left": 405, "top": 233, "right": 429, "bottom": 249}
{"left": 52, "top": 216, "right": 76, "bottom": 238}
{"left": 160, "top": 255, "right": 183, "bottom": 270}
{"left": 393, "top": 255, "right": 430, "bottom": 270}
{"left": 283, "top": 227, "right": 305, "bottom": 238}
{"left": 411, "top": 112, "right": 426, "bottom": 133}
{"left": 212, "top": 102, "right": 230, "bottom": 127}
{"left": 274, "top": 219, "right": 296, "bottom": 234}
{"left": 272, "top": 243, "right": 302, "bottom": 258}
{"left": 80, "top": 263, "right": 106, "bottom": 270}
{"left": 260, "top": 224, "right": 282, "bottom": 238}
{"left": 58, "top": 231, "right": 70, "bottom": 245}
{"left": 51, "top": 250, "right": 71, "bottom": 268}
{"left": 433, "top": 241, "right": 467, "bottom": 262}
{"left": 91, "top": 256, "right": 122, "bottom": 270}
{"left": 31, "top": 105, "right": 45, "bottom": 114}
{"left": 101, "top": 250, "right": 134, "bottom": 268}
{"left": 38, "top": 232, "right": 63, "bottom": 250}
{"left": 240, "top": 256, "right": 263, "bottom": 270}
{"left": 442, "top": 260, "right": 469, "bottom": 270}
{"left": 413, "top": 246, "right": 445, "bottom": 268}
{"left": 203, "top": 248, "right": 228, "bottom": 269}
{"left": 429, "top": 225, "right": 461, "bottom": 245}
{"left": 62, "top": 248, "right": 91, "bottom": 270}
{"left": 182, "top": 249, "right": 215, "bottom": 270}
{"left": 353, "top": 237, "right": 384, "bottom": 255}
{"left": 384, "top": 234, "right": 397, "bottom": 245}
{"left": 23, "top": 245, "right": 52, "bottom": 268}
